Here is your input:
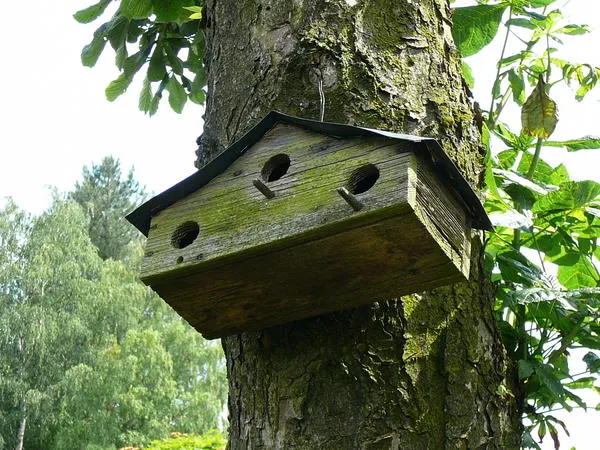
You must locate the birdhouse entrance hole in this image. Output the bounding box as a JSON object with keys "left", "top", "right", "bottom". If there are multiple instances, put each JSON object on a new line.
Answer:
{"left": 348, "top": 163, "right": 380, "bottom": 194}
{"left": 171, "top": 221, "right": 200, "bottom": 249}
{"left": 261, "top": 154, "right": 290, "bottom": 182}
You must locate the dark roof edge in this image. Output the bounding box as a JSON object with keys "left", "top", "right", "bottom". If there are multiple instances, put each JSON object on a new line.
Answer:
{"left": 127, "top": 111, "right": 492, "bottom": 236}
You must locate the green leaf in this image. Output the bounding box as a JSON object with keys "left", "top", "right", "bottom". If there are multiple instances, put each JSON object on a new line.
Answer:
{"left": 533, "top": 181, "right": 600, "bottom": 213}
{"left": 499, "top": 50, "right": 535, "bottom": 67}
{"left": 558, "top": 260, "right": 597, "bottom": 289}
{"left": 115, "top": 44, "right": 128, "bottom": 69}
{"left": 149, "top": 92, "right": 161, "bottom": 116}
{"left": 547, "top": 164, "right": 570, "bottom": 185}
{"left": 517, "top": 152, "right": 554, "bottom": 184}
{"left": 189, "top": 74, "right": 206, "bottom": 105}
{"left": 522, "top": 76, "right": 558, "bottom": 139}
{"left": 519, "top": 359, "right": 536, "bottom": 379}
{"left": 505, "top": 17, "right": 537, "bottom": 30}
{"left": 73, "top": 0, "right": 111, "bottom": 24}
{"left": 107, "top": 15, "right": 130, "bottom": 51}
{"left": 123, "top": 50, "right": 149, "bottom": 77}
{"left": 119, "top": 0, "right": 153, "bottom": 20}
{"left": 508, "top": 69, "right": 526, "bottom": 105}
{"left": 105, "top": 72, "right": 134, "bottom": 101}
{"left": 139, "top": 77, "right": 152, "bottom": 112}
{"left": 461, "top": 61, "right": 475, "bottom": 89}
{"left": 565, "top": 377, "right": 596, "bottom": 389}
{"left": 535, "top": 362, "right": 570, "bottom": 401}
{"left": 166, "top": 76, "right": 187, "bottom": 113}
{"left": 164, "top": 44, "right": 184, "bottom": 75}
{"left": 152, "top": 0, "right": 193, "bottom": 23}
{"left": 451, "top": 5, "right": 507, "bottom": 57}
{"left": 81, "top": 31, "right": 107, "bottom": 67}
{"left": 556, "top": 24, "right": 591, "bottom": 36}
{"left": 526, "top": 0, "right": 557, "bottom": 6}
{"left": 543, "top": 137, "right": 600, "bottom": 152}
{"left": 148, "top": 45, "right": 167, "bottom": 82}
{"left": 583, "top": 352, "right": 600, "bottom": 372}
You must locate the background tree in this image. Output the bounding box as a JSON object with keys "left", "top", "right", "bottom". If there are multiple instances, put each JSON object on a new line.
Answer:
{"left": 0, "top": 187, "right": 226, "bottom": 448}
{"left": 71, "top": 156, "right": 146, "bottom": 261}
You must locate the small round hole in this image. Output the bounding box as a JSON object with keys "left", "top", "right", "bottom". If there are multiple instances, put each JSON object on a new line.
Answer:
{"left": 348, "top": 164, "right": 380, "bottom": 194}
{"left": 176, "top": 256, "right": 184, "bottom": 264}
{"left": 261, "top": 154, "right": 290, "bottom": 182}
{"left": 171, "top": 221, "right": 200, "bottom": 249}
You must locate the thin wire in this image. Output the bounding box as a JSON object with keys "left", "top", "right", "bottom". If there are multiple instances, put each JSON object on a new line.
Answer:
{"left": 317, "top": 71, "right": 325, "bottom": 122}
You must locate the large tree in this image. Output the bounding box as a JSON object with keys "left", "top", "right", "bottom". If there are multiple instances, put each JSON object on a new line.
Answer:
{"left": 77, "top": 0, "right": 522, "bottom": 447}
{"left": 200, "top": 1, "right": 519, "bottom": 447}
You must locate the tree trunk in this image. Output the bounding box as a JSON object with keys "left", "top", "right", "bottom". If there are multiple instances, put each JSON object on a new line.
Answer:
{"left": 15, "top": 414, "right": 26, "bottom": 450}
{"left": 198, "top": 0, "right": 521, "bottom": 447}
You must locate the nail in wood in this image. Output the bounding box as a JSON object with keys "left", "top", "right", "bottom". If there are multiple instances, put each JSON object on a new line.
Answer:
{"left": 337, "top": 187, "right": 363, "bottom": 211}
{"left": 253, "top": 179, "right": 275, "bottom": 199}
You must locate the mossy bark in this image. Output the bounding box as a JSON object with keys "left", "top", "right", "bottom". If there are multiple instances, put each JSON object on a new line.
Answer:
{"left": 198, "top": 0, "right": 520, "bottom": 447}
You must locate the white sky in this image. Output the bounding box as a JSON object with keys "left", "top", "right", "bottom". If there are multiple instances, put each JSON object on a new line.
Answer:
{"left": 1, "top": 1, "right": 599, "bottom": 448}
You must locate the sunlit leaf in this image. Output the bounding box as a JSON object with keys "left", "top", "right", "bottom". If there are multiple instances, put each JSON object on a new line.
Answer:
{"left": 73, "top": 0, "right": 111, "bottom": 24}
{"left": 558, "top": 260, "right": 597, "bottom": 289}
{"left": 506, "top": 17, "right": 537, "bottom": 30}
{"left": 522, "top": 76, "right": 558, "bottom": 139}
{"left": 542, "top": 137, "right": 600, "bottom": 152}
{"left": 139, "top": 77, "right": 152, "bottom": 112}
{"left": 120, "top": 0, "right": 153, "bottom": 20}
{"left": 451, "top": 5, "right": 507, "bottom": 57}
{"left": 533, "top": 181, "right": 600, "bottom": 213}
{"left": 105, "top": 72, "right": 133, "bottom": 101}
{"left": 556, "top": 24, "right": 591, "bottom": 36}
{"left": 461, "top": 61, "right": 475, "bottom": 88}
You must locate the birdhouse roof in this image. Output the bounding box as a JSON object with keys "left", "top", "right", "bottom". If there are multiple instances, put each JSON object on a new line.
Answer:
{"left": 127, "top": 111, "right": 492, "bottom": 235}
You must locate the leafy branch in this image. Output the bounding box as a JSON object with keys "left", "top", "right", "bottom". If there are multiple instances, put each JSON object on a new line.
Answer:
{"left": 75, "top": 0, "right": 206, "bottom": 115}
{"left": 453, "top": 1, "right": 600, "bottom": 448}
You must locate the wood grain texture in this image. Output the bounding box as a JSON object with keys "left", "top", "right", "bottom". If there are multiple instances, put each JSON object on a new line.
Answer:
{"left": 141, "top": 124, "right": 472, "bottom": 338}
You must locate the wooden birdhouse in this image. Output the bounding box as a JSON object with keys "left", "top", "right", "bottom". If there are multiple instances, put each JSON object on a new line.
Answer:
{"left": 127, "top": 112, "right": 491, "bottom": 339}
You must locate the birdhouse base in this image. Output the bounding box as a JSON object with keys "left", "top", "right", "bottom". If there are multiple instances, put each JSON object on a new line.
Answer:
{"left": 144, "top": 201, "right": 469, "bottom": 339}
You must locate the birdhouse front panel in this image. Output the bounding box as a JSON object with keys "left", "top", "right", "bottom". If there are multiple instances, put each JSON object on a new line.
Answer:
{"left": 136, "top": 119, "right": 475, "bottom": 339}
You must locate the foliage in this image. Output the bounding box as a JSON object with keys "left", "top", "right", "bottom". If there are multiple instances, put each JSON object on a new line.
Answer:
{"left": 0, "top": 193, "right": 226, "bottom": 448}
{"left": 75, "top": 0, "right": 206, "bottom": 115}
{"left": 71, "top": 156, "right": 146, "bottom": 261}
{"left": 453, "top": 0, "right": 600, "bottom": 448}
{"left": 141, "top": 429, "right": 226, "bottom": 449}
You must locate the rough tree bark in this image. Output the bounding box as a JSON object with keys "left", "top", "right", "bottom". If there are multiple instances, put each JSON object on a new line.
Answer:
{"left": 196, "top": 0, "right": 521, "bottom": 447}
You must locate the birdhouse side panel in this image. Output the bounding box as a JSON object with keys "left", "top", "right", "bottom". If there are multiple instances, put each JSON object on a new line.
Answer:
{"left": 412, "top": 156, "right": 472, "bottom": 279}
{"left": 141, "top": 124, "right": 415, "bottom": 281}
